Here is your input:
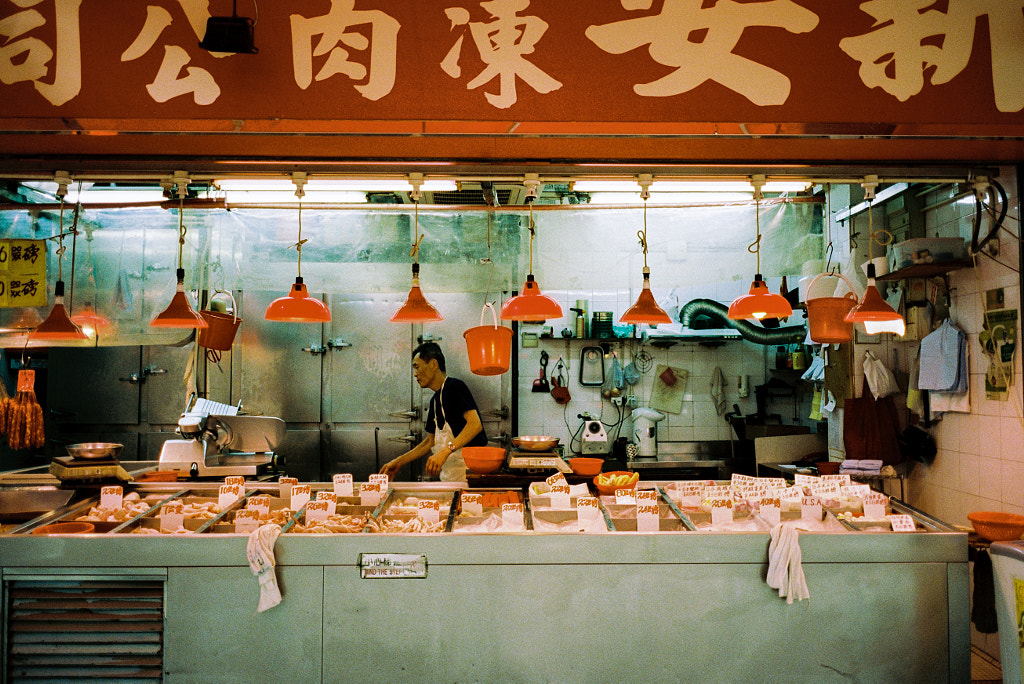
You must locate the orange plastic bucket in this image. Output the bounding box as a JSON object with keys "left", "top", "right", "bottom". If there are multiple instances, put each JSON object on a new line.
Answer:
{"left": 805, "top": 273, "right": 857, "bottom": 344}
{"left": 464, "top": 304, "right": 513, "bottom": 376}
{"left": 198, "top": 290, "right": 242, "bottom": 352}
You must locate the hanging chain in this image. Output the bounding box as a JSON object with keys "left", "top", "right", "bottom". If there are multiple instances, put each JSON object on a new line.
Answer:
{"left": 747, "top": 197, "right": 762, "bottom": 274}
{"left": 637, "top": 197, "right": 650, "bottom": 269}
{"left": 409, "top": 200, "right": 423, "bottom": 263}
{"left": 177, "top": 192, "right": 186, "bottom": 271}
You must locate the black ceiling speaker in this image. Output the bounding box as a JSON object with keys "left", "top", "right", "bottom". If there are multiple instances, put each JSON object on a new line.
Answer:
{"left": 199, "top": 0, "right": 258, "bottom": 54}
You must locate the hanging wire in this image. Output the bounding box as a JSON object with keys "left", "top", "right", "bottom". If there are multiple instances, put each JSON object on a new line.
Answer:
{"left": 637, "top": 196, "right": 650, "bottom": 268}
{"left": 176, "top": 190, "right": 186, "bottom": 271}
{"left": 408, "top": 199, "right": 424, "bottom": 263}
{"left": 288, "top": 185, "right": 309, "bottom": 278}
{"left": 482, "top": 210, "right": 496, "bottom": 306}
{"left": 825, "top": 183, "right": 836, "bottom": 274}
{"left": 865, "top": 200, "right": 893, "bottom": 261}
{"left": 746, "top": 196, "right": 762, "bottom": 273}
{"left": 526, "top": 200, "right": 535, "bottom": 274}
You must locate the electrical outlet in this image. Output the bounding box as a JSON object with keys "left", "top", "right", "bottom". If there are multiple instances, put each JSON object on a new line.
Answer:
{"left": 611, "top": 396, "right": 624, "bottom": 406}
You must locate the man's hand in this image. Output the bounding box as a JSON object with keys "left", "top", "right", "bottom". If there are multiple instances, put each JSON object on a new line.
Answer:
{"left": 425, "top": 448, "right": 451, "bottom": 479}
{"left": 380, "top": 459, "right": 402, "bottom": 479}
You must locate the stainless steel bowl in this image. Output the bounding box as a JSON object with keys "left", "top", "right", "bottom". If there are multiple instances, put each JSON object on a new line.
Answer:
{"left": 65, "top": 442, "right": 123, "bottom": 460}
{"left": 512, "top": 436, "right": 560, "bottom": 452}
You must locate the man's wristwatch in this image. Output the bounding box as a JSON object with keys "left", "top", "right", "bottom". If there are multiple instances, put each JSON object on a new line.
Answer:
{"left": 446, "top": 441, "right": 457, "bottom": 451}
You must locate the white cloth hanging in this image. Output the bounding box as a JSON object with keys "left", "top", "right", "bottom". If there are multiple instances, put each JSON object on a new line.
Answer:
{"left": 247, "top": 523, "right": 283, "bottom": 613}
{"left": 767, "top": 523, "right": 810, "bottom": 604}
{"left": 710, "top": 367, "right": 726, "bottom": 416}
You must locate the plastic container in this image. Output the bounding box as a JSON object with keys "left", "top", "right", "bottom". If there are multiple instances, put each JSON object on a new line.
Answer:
{"left": 463, "top": 304, "right": 513, "bottom": 376}
{"left": 198, "top": 290, "right": 242, "bottom": 352}
{"left": 568, "top": 457, "right": 603, "bottom": 477}
{"left": 804, "top": 273, "right": 858, "bottom": 344}
{"left": 32, "top": 521, "right": 95, "bottom": 535}
{"left": 890, "top": 237, "right": 966, "bottom": 271}
{"left": 968, "top": 511, "right": 1024, "bottom": 541}
{"left": 462, "top": 446, "right": 507, "bottom": 474}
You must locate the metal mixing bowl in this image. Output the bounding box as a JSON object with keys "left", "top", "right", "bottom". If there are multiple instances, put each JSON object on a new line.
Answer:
{"left": 512, "top": 436, "right": 559, "bottom": 452}
{"left": 65, "top": 442, "right": 123, "bottom": 460}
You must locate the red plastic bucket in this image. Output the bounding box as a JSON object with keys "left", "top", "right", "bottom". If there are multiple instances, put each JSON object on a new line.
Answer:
{"left": 805, "top": 273, "right": 857, "bottom": 344}
{"left": 198, "top": 290, "right": 241, "bottom": 351}
{"left": 464, "top": 304, "right": 513, "bottom": 376}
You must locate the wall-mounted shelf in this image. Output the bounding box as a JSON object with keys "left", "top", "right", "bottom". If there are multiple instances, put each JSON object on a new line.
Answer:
{"left": 876, "top": 258, "right": 972, "bottom": 281}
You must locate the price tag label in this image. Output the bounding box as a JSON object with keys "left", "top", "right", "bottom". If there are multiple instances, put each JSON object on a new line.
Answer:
{"left": 841, "top": 484, "right": 872, "bottom": 500}
{"left": 368, "top": 474, "right": 389, "bottom": 491}
{"left": 545, "top": 472, "right": 567, "bottom": 487}
{"left": 160, "top": 502, "right": 184, "bottom": 532}
{"left": 576, "top": 496, "right": 601, "bottom": 526}
{"left": 731, "top": 473, "right": 756, "bottom": 487}
{"left": 246, "top": 495, "right": 271, "bottom": 517}
{"left": 741, "top": 484, "right": 772, "bottom": 501}
{"left": 889, "top": 514, "right": 916, "bottom": 532}
{"left": 778, "top": 485, "right": 804, "bottom": 501}
{"left": 100, "top": 486, "right": 123, "bottom": 510}
{"left": 279, "top": 476, "right": 298, "bottom": 500}
{"left": 759, "top": 496, "right": 781, "bottom": 527}
{"left": 821, "top": 473, "right": 851, "bottom": 486}
{"left": 225, "top": 475, "right": 245, "bottom": 489}
{"left": 218, "top": 484, "right": 242, "bottom": 508}
{"left": 810, "top": 481, "right": 841, "bottom": 498}
{"left": 794, "top": 473, "right": 820, "bottom": 487}
{"left": 417, "top": 499, "right": 441, "bottom": 524}
{"left": 679, "top": 481, "right": 707, "bottom": 497}
{"left": 316, "top": 491, "right": 337, "bottom": 515}
{"left": 758, "top": 478, "right": 787, "bottom": 490}
{"left": 704, "top": 485, "right": 732, "bottom": 500}
{"left": 290, "top": 484, "right": 311, "bottom": 510}
{"left": 637, "top": 503, "right": 660, "bottom": 532}
{"left": 709, "top": 497, "right": 733, "bottom": 525}
{"left": 333, "top": 473, "right": 354, "bottom": 498}
{"left": 549, "top": 483, "right": 570, "bottom": 508}
{"left": 635, "top": 489, "right": 658, "bottom": 504}
{"left": 461, "top": 492, "right": 483, "bottom": 516}
{"left": 234, "top": 508, "right": 260, "bottom": 534}
{"left": 360, "top": 482, "right": 382, "bottom": 507}
{"left": 801, "top": 496, "right": 822, "bottom": 521}
{"left": 863, "top": 492, "right": 888, "bottom": 519}
{"left": 614, "top": 489, "right": 636, "bottom": 505}
{"left": 501, "top": 503, "right": 524, "bottom": 527}
{"left": 305, "top": 499, "right": 330, "bottom": 523}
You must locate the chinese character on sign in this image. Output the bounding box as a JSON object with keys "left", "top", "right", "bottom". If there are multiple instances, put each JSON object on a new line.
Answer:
{"left": 19, "top": 242, "right": 40, "bottom": 265}
{"left": 839, "top": 0, "right": 1024, "bottom": 113}
{"left": 585, "top": 0, "right": 819, "bottom": 106}
{"left": 0, "top": 0, "right": 82, "bottom": 106}
{"left": 440, "top": 0, "right": 562, "bottom": 109}
{"left": 11, "top": 278, "right": 39, "bottom": 299}
{"left": 120, "top": 2, "right": 222, "bottom": 105}
{"left": 290, "top": 0, "right": 400, "bottom": 102}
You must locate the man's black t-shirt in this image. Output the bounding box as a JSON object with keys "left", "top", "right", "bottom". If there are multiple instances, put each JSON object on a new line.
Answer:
{"left": 425, "top": 378, "right": 488, "bottom": 447}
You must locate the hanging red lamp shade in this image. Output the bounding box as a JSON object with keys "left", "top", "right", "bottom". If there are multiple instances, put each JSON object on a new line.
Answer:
{"left": 500, "top": 274, "right": 563, "bottom": 321}
{"left": 621, "top": 268, "right": 672, "bottom": 325}
{"left": 31, "top": 280, "right": 88, "bottom": 341}
{"left": 844, "top": 264, "right": 905, "bottom": 336}
{"left": 265, "top": 276, "right": 331, "bottom": 323}
{"left": 151, "top": 268, "right": 209, "bottom": 329}
{"left": 727, "top": 274, "right": 793, "bottom": 321}
{"left": 390, "top": 263, "right": 443, "bottom": 323}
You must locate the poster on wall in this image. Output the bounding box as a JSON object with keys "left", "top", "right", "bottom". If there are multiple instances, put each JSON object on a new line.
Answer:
{"left": 1015, "top": 578, "right": 1024, "bottom": 682}
{"left": 0, "top": 240, "right": 47, "bottom": 309}
{"left": 982, "top": 288, "right": 1017, "bottom": 401}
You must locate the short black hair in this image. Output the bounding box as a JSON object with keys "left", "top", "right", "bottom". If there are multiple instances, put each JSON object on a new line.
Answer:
{"left": 412, "top": 341, "right": 446, "bottom": 372}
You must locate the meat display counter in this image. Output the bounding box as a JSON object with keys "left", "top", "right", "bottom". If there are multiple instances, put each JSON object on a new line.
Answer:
{"left": 0, "top": 480, "right": 969, "bottom": 684}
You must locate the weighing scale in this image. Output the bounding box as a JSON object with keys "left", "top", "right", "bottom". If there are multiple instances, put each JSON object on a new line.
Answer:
{"left": 506, "top": 447, "right": 572, "bottom": 474}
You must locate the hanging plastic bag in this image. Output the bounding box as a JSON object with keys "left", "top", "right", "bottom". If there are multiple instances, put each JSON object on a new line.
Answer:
{"left": 863, "top": 350, "right": 899, "bottom": 400}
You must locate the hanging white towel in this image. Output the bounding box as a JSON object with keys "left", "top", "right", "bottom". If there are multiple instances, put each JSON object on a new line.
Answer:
{"left": 710, "top": 367, "right": 726, "bottom": 416}
{"left": 767, "top": 523, "right": 810, "bottom": 604}
{"left": 247, "top": 523, "right": 283, "bottom": 613}
{"left": 919, "top": 319, "right": 966, "bottom": 391}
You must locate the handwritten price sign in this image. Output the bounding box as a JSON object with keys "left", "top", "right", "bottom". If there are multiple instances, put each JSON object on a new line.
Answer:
{"left": 160, "top": 502, "right": 184, "bottom": 532}
{"left": 417, "top": 499, "right": 441, "bottom": 524}
{"left": 219, "top": 484, "right": 243, "bottom": 508}
{"left": 316, "top": 491, "right": 337, "bottom": 515}
{"left": 279, "top": 477, "right": 298, "bottom": 499}
{"left": 368, "top": 474, "right": 389, "bottom": 491}
{"left": 333, "top": 473, "right": 354, "bottom": 497}
{"left": 461, "top": 492, "right": 482, "bottom": 516}
{"left": 889, "top": 514, "right": 916, "bottom": 532}
{"left": 545, "top": 472, "right": 567, "bottom": 487}
{"left": 100, "top": 486, "right": 123, "bottom": 510}
{"left": 234, "top": 508, "right": 260, "bottom": 533}
{"left": 225, "top": 475, "right": 245, "bottom": 488}
{"left": 290, "top": 484, "right": 311, "bottom": 510}
{"left": 501, "top": 503, "right": 524, "bottom": 527}
{"left": 360, "top": 482, "right": 382, "bottom": 507}
{"left": 801, "top": 496, "right": 822, "bottom": 521}
{"left": 306, "top": 499, "right": 330, "bottom": 523}
{"left": 246, "top": 495, "right": 270, "bottom": 516}
{"left": 637, "top": 502, "right": 660, "bottom": 532}
{"left": 614, "top": 489, "right": 636, "bottom": 505}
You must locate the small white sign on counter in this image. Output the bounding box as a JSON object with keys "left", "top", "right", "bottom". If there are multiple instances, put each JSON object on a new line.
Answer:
{"left": 461, "top": 492, "right": 482, "bottom": 516}
{"left": 889, "top": 514, "right": 916, "bottom": 532}
{"left": 794, "top": 473, "right": 820, "bottom": 487}
{"left": 821, "top": 473, "right": 852, "bottom": 487}
{"left": 576, "top": 496, "right": 601, "bottom": 526}
{"left": 545, "top": 472, "right": 567, "bottom": 487}
{"left": 368, "top": 474, "right": 389, "bottom": 491}
{"left": 306, "top": 499, "right": 330, "bottom": 523}
{"left": 100, "top": 485, "right": 123, "bottom": 510}
{"left": 549, "top": 484, "right": 571, "bottom": 509}
{"left": 316, "top": 491, "right": 337, "bottom": 515}
{"left": 759, "top": 496, "right": 781, "bottom": 528}
{"left": 279, "top": 476, "right": 298, "bottom": 500}
{"left": 842, "top": 484, "right": 872, "bottom": 500}
{"left": 863, "top": 492, "right": 889, "bottom": 520}
{"left": 234, "top": 508, "right": 260, "bottom": 534}
{"left": 360, "top": 553, "right": 427, "bottom": 579}
{"left": 225, "top": 475, "right": 245, "bottom": 489}
{"left": 614, "top": 489, "right": 636, "bottom": 505}
{"left": 360, "top": 482, "right": 382, "bottom": 507}
{"left": 801, "top": 496, "right": 822, "bottom": 521}
{"left": 160, "top": 502, "right": 184, "bottom": 533}
{"left": 246, "top": 495, "right": 270, "bottom": 517}
{"left": 417, "top": 499, "right": 441, "bottom": 524}
{"left": 290, "top": 484, "right": 311, "bottom": 511}
{"left": 637, "top": 502, "right": 660, "bottom": 532}
{"left": 219, "top": 484, "right": 243, "bottom": 509}
{"left": 709, "top": 498, "right": 733, "bottom": 525}
{"left": 501, "top": 503, "right": 524, "bottom": 527}
{"left": 333, "top": 474, "right": 354, "bottom": 498}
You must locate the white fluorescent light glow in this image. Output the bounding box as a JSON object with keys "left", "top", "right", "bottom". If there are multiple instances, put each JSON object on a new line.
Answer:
{"left": 214, "top": 179, "right": 458, "bottom": 192}
{"left": 572, "top": 180, "right": 811, "bottom": 193}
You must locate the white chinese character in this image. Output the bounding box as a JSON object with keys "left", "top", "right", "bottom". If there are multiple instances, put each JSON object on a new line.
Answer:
{"left": 0, "top": 0, "right": 82, "bottom": 106}
{"left": 585, "top": 0, "right": 818, "bottom": 106}
{"left": 120, "top": 1, "right": 221, "bottom": 105}
{"left": 441, "top": 0, "right": 561, "bottom": 109}
{"left": 839, "top": 0, "right": 1024, "bottom": 113}
{"left": 290, "top": 0, "right": 399, "bottom": 102}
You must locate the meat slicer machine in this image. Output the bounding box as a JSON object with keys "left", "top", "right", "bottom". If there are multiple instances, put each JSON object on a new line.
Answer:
{"left": 159, "top": 398, "right": 285, "bottom": 478}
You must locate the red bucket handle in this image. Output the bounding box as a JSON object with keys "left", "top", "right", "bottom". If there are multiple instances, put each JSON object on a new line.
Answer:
{"left": 806, "top": 272, "right": 858, "bottom": 302}
{"left": 206, "top": 289, "right": 238, "bottom": 323}
{"left": 479, "top": 302, "right": 499, "bottom": 329}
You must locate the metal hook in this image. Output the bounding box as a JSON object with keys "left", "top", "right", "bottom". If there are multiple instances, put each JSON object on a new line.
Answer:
{"left": 824, "top": 243, "right": 835, "bottom": 274}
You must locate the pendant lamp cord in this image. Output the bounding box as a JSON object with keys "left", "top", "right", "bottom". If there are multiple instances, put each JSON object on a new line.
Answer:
{"left": 176, "top": 189, "right": 186, "bottom": 271}
{"left": 865, "top": 199, "right": 893, "bottom": 262}
{"left": 527, "top": 201, "right": 535, "bottom": 274}
{"left": 747, "top": 196, "right": 762, "bottom": 274}
{"left": 637, "top": 197, "right": 650, "bottom": 269}
{"left": 409, "top": 200, "right": 424, "bottom": 263}
{"left": 289, "top": 173, "right": 308, "bottom": 278}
